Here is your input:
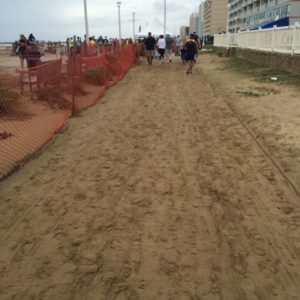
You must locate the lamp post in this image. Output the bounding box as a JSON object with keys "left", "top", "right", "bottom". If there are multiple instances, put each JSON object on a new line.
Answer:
{"left": 83, "top": 0, "right": 90, "bottom": 44}
{"left": 164, "top": 0, "right": 166, "bottom": 36}
{"left": 116, "top": 1, "right": 122, "bottom": 46}
{"left": 132, "top": 12, "right": 136, "bottom": 42}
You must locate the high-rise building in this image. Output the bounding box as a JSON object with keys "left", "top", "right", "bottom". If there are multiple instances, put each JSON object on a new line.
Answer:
{"left": 189, "top": 12, "right": 200, "bottom": 36}
{"left": 203, "top": 0, "right": 228, "bottom": 37}
{"left": 199, "top": 2, "right": 205, "bottom": 38}
{"left": 180, "top": 26, "right": 189, "bottom": 40}
{"left": 228, "top": 0, "right": 300, "bottom": 32}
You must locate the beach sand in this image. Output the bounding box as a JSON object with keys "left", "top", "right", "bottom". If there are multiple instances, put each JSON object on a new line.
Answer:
{"left": 0, "top": 53, "right": 61, "bottom": 72}
{"left": 0, "top": 55, "right": 299, "bottom": 299}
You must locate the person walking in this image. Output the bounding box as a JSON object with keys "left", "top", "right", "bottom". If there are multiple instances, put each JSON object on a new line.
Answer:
{"left": 191, "top": 32, "right": 200, "bottom": 62}
{"left": 175, "top": 35, "right": 181, "bottom": 56}
{"left": 165, "top": 34, "right": 174, "bottom": 63}
{"left": 17, "top": 34, "right": 27, "bottom": 69}
{"left": 144, "top": 32, "right": 156, "bottom": 65}
{"left": 183, "top": 34, "right": 198, "bottom": 74}
{"left": 157, "top": 35, "right": 166, "bottom": 63}
{"left": 28, "top": 34, "right": 37, "bottom": 47}
{"left": 76, "top": 37, "right": 82, "bottom": 54}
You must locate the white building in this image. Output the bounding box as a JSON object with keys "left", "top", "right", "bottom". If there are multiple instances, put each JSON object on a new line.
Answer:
{"left": 189, "top": 12, "right": 200, "bottom": 36}
{"left": 180, "top": 26, "right": 189, "bottom": 40}
{"left": 203, "top": 0, "right": 228, "bottom": 36}
{"left": 198, "top": 1, "right": 205, "bottom": 38}
{"left": 228, "top": 0, "right": 300, "bottom": 32}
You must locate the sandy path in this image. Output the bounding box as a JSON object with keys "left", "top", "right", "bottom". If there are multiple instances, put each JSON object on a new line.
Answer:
{"left": 0, "top": 58, "right": 299, "bottom": 299}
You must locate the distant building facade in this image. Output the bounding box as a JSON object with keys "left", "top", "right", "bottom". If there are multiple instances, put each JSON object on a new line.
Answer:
{"left": 189, "top": 12, "right": 200, "bottom": 36}
{"left": 180, "top": 26, "right": 189, "bottom": 40}
{"left": 228, "top": 0, "right": 300, "bottom": 32}
{"left": 203, "top": 0, "right": 228, "bottom": 36}
{"left": 198, "top": 2, "right": 205, "bottom": 37}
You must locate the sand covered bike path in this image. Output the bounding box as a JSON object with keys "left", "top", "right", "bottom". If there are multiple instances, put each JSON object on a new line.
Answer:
{"left": 0, "top": 58, "right": 299, "bottom": 299}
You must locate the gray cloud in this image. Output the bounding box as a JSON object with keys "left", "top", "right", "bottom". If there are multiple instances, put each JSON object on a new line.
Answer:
{"left": 0, "top": 0, "right": 203, "bottom": 42}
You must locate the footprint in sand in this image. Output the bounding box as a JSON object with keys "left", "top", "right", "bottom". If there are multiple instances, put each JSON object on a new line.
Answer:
{"left": 53, "top": 231, "right": 67, "bottom": 241}
{"left": 20, "top": 240, "right": 38, "bottom": 256}
{"left": 113, "top": 288, "right": 140, "bottom": 300}
{"left": 0, "top": 260, "right": 8, "bottom": 277}
{"left": 37, "top": 285, "right": 60, "bottom": 300}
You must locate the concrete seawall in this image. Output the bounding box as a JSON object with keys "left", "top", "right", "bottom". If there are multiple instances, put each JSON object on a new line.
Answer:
{"left": 214, "top": 46, "right": 300, "bottom": 73}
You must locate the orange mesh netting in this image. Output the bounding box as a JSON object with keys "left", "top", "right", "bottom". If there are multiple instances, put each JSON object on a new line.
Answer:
{"left": 0, "top": 44, "right": 141, "bottom": 179}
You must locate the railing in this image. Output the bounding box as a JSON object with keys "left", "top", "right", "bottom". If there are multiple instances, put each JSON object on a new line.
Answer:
{"left": 214, "top": 23, "right": 300, "bottom": 55}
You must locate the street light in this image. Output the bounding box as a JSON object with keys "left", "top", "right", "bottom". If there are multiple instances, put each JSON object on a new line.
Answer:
{"left": 83, "top": 0, "right": 90, "bottom": 44}
{"left": 132, "top": 12, "right": 136, "bottom": 42}
{"left": 164, "top": 0, "right": 166, "bottom": 36}
{"left": 116, "top": 1, "right": 122, "bottom": 46}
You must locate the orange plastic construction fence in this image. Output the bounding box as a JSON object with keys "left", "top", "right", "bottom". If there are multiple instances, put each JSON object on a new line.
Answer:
{"left": 0, "top": 44, "right": 142, "bottom": 179}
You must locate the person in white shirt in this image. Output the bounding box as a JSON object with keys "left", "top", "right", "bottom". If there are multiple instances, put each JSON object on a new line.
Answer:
{"left": 157, "top": 35, "right": 166, "bottom": 62}
{"left": 175, "top": 35, "right": 181, "bottom": 55}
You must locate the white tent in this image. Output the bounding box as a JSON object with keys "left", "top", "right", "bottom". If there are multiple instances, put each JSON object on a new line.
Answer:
{"left": 135, "top": 17, "right": 175, "bottom": 38}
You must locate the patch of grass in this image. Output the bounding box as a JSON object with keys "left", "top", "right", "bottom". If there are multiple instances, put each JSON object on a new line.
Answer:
{"left": 255, "top": 69, "right": 300, "bottom": 85}
{"left": 227, "top": 57, "right": 300, "bottom": 86}
{"left": 84, "top": 66, "right": 110, "bottom": 86}
{"left": 201, "top": 45, "right": 215, "bottom": 55}
{"left": 236, "top": 86, "right": 280, "bottom": 98}
{"left": 237, "top": 90, "right": 260, "bottom": 97}
{"left": 254, "top": 86, "right": 279, "bottom": 95}
{"left": 0, "top": 88, "right": 19, "bottom": 113}
{"left": 36, "top": 86, "right": 71, "bottom": 110}
{"left": 228, "top": 57, "right": 263, "bottom": 73}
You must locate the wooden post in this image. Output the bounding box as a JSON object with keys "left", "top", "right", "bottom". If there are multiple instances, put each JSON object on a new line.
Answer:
{"left": 256, "top": 27, "right": 261, "bottom": 50}
{"left": 271, "top": 25, "right": 277, "bottom": 53}
{"left": 291, "top": 22, "right": 299, "bottom": 56}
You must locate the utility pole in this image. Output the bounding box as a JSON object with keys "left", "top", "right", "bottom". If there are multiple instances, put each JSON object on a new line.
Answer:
{"left": 132, "top": 12, "right": 136, "bottom": 42}
{"left": 117, "top": 1, "right": 122, "bottom": 46}
{"left": 164, "top": 0, "right": 166, "bottom": 36}
{"left": 83, "top": 0, "right": 89, "bottom": 44}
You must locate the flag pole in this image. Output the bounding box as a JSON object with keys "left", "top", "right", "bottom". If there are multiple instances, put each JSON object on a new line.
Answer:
{"left": 83, "top": 0, "right": 89, "bottom": 44}
{"left": 164, "top": 0, "right": 166, "bottom": 36}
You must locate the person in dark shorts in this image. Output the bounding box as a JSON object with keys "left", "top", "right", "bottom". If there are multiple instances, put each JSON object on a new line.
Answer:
{"left": 180, "top": 45, "right": 186, "bottom": 64}
{"left": 157, "top": 35, "right": 166, "bottom": 62}
{"left": 144, "top": 32, "right": 156, "bottom": 65}
{"left": 17, "top": 34, "right": 27, "bottom": 69}
{"left": 183, "top": 34, "right": 198, "bottom": 74}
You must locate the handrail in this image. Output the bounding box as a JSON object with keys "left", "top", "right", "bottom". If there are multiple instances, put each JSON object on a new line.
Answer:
{"left": 214, "top": 23, "right": 300, "bottom": 55}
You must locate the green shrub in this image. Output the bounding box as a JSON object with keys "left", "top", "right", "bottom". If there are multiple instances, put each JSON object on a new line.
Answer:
{"left": 84, "top": 66, "right": 109, "bottom": 85}
{"left": 0, "top": 88, "right": 19, "bottom": 113}
{"left": 36, "top": 86, "right": 70, "bottom": 110}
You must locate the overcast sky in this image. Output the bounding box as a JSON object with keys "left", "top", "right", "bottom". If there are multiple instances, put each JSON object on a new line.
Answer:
{"left": 0, "top": 0, "right": 203, "bottom": 42}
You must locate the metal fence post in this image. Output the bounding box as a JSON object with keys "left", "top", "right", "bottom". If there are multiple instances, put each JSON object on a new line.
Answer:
{"left": 71, "top": 51, "right": 76, "bottom": 115}
{"left": 271, "top": 25, "right": 277, "bottom": 53}
{"left": 246, "top": 29, "right": 250, "bottom": 49}
{"left": 256, "top": 27, "right": 261, "bottom": 50}
{"left": 227, "top": 33, "right": 230, "bottom": 49}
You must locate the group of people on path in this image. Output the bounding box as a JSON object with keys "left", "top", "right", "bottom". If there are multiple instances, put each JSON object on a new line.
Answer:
{"left": 144, "top": 32, "right": 201, "bottom": 74}
{"left": 16, "top": 33, "right": 40, "bottom": 68}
